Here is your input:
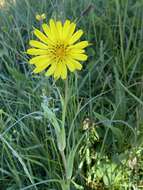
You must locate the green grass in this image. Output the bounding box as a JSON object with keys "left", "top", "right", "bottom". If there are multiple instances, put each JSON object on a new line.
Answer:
{"left": 0, "top": 0, "right": 143, "bottom": 189}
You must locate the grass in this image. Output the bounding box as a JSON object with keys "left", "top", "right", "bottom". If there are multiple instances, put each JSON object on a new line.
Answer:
{"left": 0, "top": 0, "right": 143, "bottom": 189}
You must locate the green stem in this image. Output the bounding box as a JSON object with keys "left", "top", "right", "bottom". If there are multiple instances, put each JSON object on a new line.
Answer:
{"left": 62, "top": 78, "right": 68, "bottom": 128}
{"left": 61, "top": 180, "right": 70, "bottom": 190}
{"left": 60, "top": 78, "right": 70, "bottom": 190}
{"left": 60, "top": 152, "right": 70, "bottom": 190}
{"left": 60, "top": 150, "right": 67, "bottom": 178}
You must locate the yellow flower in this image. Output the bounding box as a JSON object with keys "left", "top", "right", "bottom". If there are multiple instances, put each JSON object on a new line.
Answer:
{"left": 36, "top": 13, "right": 46, "bottom": 21}
{"left": 27, "top": 19, "right": 89, "bottom": 79}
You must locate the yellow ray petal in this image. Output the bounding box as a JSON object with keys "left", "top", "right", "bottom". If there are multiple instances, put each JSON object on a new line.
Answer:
{"left": 33, "top": 62, "right": 50, "bottom": 73}
{"left": 69, "top": 49, "right": 85, "bottom": 54}
{"left": 61, "top": 63, "right": 67, "bottom": 79}
{"left": 70, "top": 41, "right": 89, "bottom": 49}
{"left": 69, "top": 30, "right": 83, "bottom": 44}
{"left": 65, "top": 59, "right": 76, "bottom": 72}
{"left": 45, "top": 62, "right": 57, "bottom": 76}
{"left": 33, "top": 29, "right": 49, "bottom": 44}
{"left": 72, "top": 59, "right": 82, "bottom": 70}
{"left": 54, "top": 62, "right": 62, "bottom": 79}
{"left": 42, "top": 24, "right": 55, "bottom": 43}
{"left": 49, "top": 19, "right": 59, "bottom": 40}
{"left": 42, "top": 23, "right": 50, "bottom": 36}
{"left": 56, "top": 21, "right": 63, "bottom": 40}
{"left": 27, "top": 48, "right": 48, "bottom": 55}
{"left": 29, "top": 55, "right": 50, "bottom": 64}
{"left": 71, "top": 53, "right": 88, "bottom": 61}
{"left": 29, "top": 40, "right": 48, "bottom": 49}
{"left": 62, "top": 20, "right": 71, "bottom": 40}
{"left": 35, "top": 60, "right": 51, "bottom": 67}
{"left": 66, "top": 22, "right": 76, "bottom": 39}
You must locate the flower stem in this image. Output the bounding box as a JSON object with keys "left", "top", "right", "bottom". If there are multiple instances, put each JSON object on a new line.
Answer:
{"left": 60, "top": 78, "right": 70, "bottom": 190}
{"left": 60, "top": 150, "right": 67, "bottom": 177}
{"left": 62, "top": 78, "right": 68, "bottom": 128}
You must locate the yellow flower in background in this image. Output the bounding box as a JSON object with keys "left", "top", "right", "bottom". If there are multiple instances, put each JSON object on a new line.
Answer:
{"left": 27, "top": 19, "right": 89, "bottom": 79}
{"left": 36, "top": 13, "right": 46, "bottom": 21}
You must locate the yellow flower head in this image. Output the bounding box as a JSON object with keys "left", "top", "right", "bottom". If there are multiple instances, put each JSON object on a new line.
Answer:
{"left": 36, "top": 13, "right": 46, "bottom": 21}
{"left": 27, "top": 19, "right": 89, "bottom": 79}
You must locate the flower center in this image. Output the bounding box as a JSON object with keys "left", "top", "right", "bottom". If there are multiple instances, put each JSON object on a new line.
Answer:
{"left": 56, "top": 47, "right": 66, "bottom": 59}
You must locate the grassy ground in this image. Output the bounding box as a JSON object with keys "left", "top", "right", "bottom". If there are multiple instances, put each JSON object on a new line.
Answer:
{"left": 0, "top": 0, "right": 143, "bottom": 189}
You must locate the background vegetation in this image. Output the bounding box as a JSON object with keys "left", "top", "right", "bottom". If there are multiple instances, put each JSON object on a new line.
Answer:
{"left": 0, "top": 0, "right": 143, "bottom": 189}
